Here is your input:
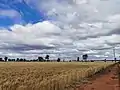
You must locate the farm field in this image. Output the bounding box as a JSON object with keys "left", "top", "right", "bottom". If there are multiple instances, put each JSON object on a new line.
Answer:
{"left": 0, "top": 62, "right": 114, "bottom": 90}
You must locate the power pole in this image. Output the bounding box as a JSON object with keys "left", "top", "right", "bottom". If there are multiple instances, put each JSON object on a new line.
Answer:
{"left": 113, "top": 46, "right": 117, "bottom": 62}
{"left": 113, "top": 47, "right": 116, "bottom": 60}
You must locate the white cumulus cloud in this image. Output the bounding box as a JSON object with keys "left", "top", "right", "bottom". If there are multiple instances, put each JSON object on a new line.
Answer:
{"left": 0, "top": 0, "right": 120, "bottom": 60}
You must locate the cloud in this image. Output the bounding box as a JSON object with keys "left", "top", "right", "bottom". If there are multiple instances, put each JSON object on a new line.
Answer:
{"left": 0, "top": 21, "right": 68, "bottom": 58}
{"left": 0, "top": 9, "right": 20, "bottom": 18}
{"left": 0, "top": 0, "right": 120, "bottom": 60}
{"left": 0, "top": 21, "right": 61, "bottom": 48}
{"left": 0, "top": 20, "right": 119, "bottom": 59}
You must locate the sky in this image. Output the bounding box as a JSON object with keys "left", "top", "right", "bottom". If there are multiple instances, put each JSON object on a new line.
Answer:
{"left": 0, "top": 0, "right": 120, "bottom": 60}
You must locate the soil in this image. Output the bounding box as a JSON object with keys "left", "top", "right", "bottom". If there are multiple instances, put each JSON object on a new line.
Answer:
{"left": 76, "top": 63, "right": 120, "bottom": 90}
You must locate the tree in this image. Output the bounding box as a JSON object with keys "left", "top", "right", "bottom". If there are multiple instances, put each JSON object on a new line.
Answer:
{"left": 38, "top": 57, "right": 44, "bottom": 62}
{"left": 57, "top": 58, "right": 61, "bottom": 62}
{"left": 77, "top": 57, "right": 79, "bottom": 62}
{"left": 82, "top": 54, "right": 88, "bottom": 62}
{"left": 45, "top": 55, "right": 50, "bottom": 62}
{"left": 23, "top": 59, "right": 26, "bottom": 62}
{"left": 104, "top": 59, "right": 106, "bottom": 62}
{"left": 0, "top": 58, "right": 3, "bottom": 62}
{"left": 4, "top": 57, "right": 8, "bottom": 62}
{"left": 20, "top": 58, "right": 24, "bottom": 62}
{"left": 90, "top": 60, "right": 94, "bottom": 62}
{"left": 16, "top": 58, "right": 19, "bottom": 62}
{"left": 114, "top": 58, "right": 117, "bottom": 62}
{"left": 69, "top": 60, "right": 71, "bottom": 62}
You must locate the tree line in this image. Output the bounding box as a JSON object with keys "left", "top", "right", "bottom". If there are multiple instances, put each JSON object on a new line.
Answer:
{"left": 0, "top": 54, "right": 88, "bottom": 62}
{"left": 0, "top": 54, "right": 118, "bottom": 62}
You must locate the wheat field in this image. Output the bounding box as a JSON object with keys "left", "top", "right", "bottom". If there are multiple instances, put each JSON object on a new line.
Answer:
{"left": 0, "top": 62, "right": 114, "bottom": 90}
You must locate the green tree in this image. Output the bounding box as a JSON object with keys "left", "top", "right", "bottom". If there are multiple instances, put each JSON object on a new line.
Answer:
{"left": 38, "top": 57, "right": 44, "bottom": 62}
{"left": 82, "top": 54, "right": 88, "bottom": 62}
{"left": 45, "top": 55, "right": 50, "bottom": 62}
{"left": 4, "top": 57, "right": 8, "bottom": 62}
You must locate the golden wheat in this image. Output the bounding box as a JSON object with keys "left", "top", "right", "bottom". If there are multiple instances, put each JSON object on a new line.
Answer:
{"left": 0, "top": 62, "right": 114, "bottom": 90}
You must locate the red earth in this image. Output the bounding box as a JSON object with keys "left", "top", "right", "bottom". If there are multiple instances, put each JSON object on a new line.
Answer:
{"left": 76, "top": 64, "right": 120, "bottom": 90}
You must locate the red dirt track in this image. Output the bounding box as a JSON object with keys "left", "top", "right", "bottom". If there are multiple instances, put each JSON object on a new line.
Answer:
{"left": 77, "top": 64, "right": 120, "bottom": 90}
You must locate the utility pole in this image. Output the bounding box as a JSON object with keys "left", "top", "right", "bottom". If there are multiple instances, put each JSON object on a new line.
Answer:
{"left": 113, "top": 46, "right": 116, "bottom": 60}
{"left": 113, "top": 46, "right": 117, "bottom": 62}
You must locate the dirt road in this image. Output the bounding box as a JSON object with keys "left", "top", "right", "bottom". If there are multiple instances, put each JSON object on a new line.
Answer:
{"left": 77, "top": 64, "right": 120, "bottom": 90}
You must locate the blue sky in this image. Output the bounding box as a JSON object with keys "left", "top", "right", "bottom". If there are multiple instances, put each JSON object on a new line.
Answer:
{"left": 0, "top": 0, "right": 47, "bottom": 27}
{"left": 0, "top": 0, "right": 120, "bottom": 60}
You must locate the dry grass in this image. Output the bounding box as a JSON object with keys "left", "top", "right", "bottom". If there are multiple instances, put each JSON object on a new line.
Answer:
{"left": 0, "top": 62, "right": 114, "bottom": 90}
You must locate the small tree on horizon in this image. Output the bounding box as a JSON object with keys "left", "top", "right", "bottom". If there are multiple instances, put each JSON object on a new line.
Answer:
{"left": 114, "top": 58, "right": 117, "bottom": 62}
{"left": 57, "top": 58, "right": 60, "bottom": 62}
{"left": 77, "top": 57, "right": 79, "bottom": 62}
{"left": 82, "top": 54, "right": 88, "bottom": 62}
{"left": 4, "top": 56, "right": 8, "bottom": 62}
{"left": 45, "top": 55, "right": 50, "bottom": 62}
{"left": 38, "top": 57, "right": 44, "bottom": 62}
{"left": 104, "top": 59, "right": 106, "bottom": 62}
